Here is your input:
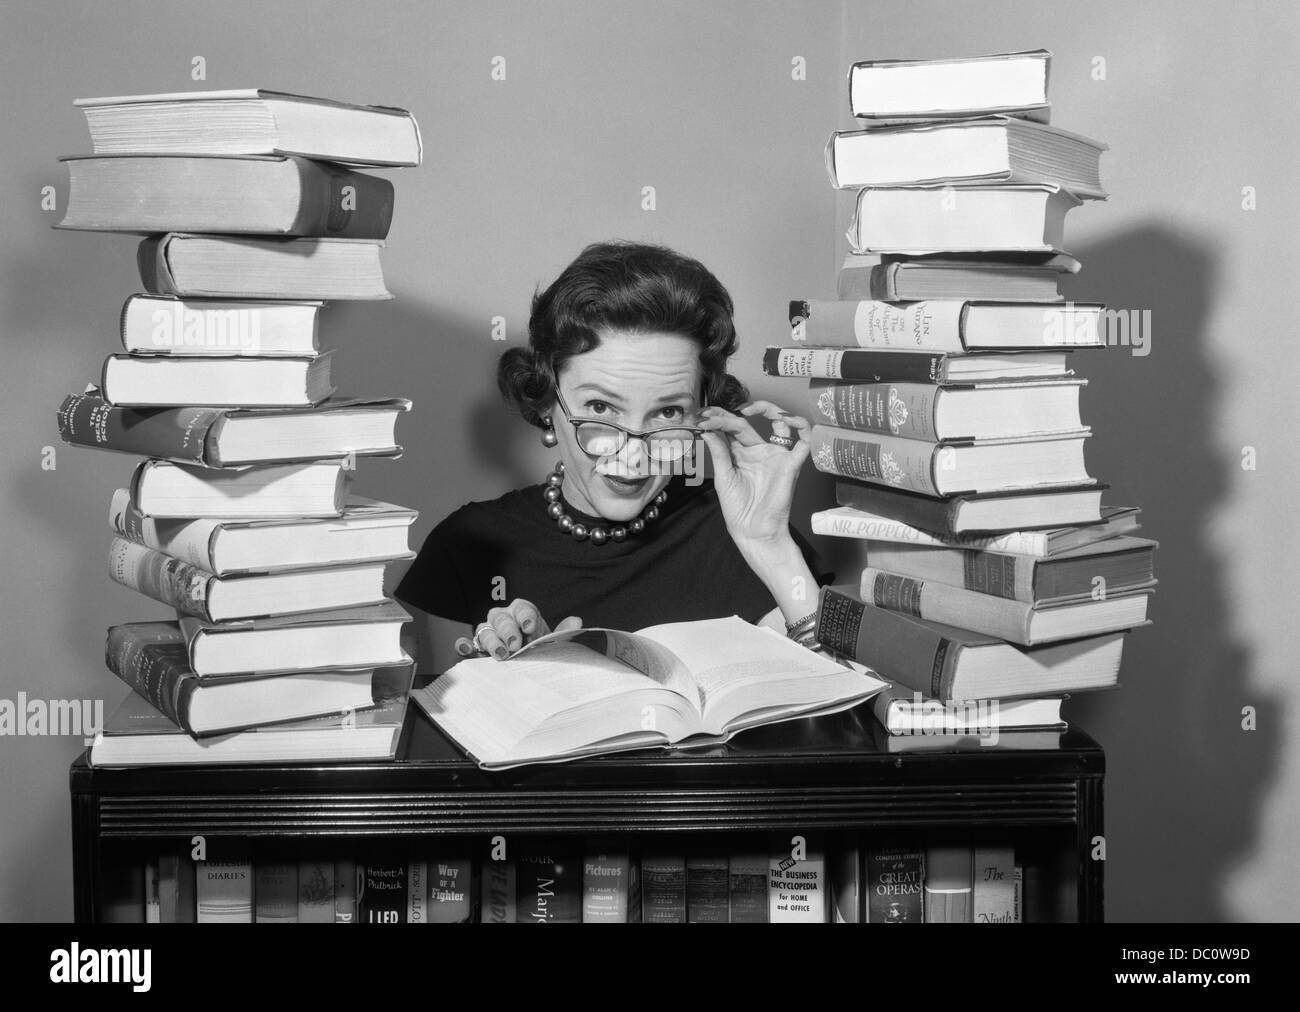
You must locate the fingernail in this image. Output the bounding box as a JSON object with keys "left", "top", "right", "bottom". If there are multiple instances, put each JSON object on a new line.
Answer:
{"left": 455, "top": 640, "right": 471, "bottom": 656}
{"left": 493, "top": 647, "right": 508, "bottom": 660}
{"left": 521, "top": 619, "right": 534, "bottom": 633}
{"left": 507, "top": 636, "right": 521, "bottom": 650}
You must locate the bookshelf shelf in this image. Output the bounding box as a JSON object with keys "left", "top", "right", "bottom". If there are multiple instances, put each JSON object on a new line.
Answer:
{"left": 69, "top": 687, "right": 1104, "bottom": 922}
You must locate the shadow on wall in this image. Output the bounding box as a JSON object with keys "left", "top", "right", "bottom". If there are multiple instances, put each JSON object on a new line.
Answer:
{"left": 1061, "top": 223, "right": 1277, "bottom": 922}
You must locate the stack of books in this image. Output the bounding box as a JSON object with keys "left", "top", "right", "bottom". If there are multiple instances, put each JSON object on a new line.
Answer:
{"left": 762, "top": 51, "right": 1157, "bottom": 740}
{"left": 52, "top": 89, "right": 425, "bottom": 765}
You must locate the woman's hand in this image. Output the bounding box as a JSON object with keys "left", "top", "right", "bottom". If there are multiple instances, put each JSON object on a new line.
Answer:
{"left": 698, "top": 400, "right": 812, "bottom": 552}
{"left": 454, "top": 598, "right": 583, "bottom": 661}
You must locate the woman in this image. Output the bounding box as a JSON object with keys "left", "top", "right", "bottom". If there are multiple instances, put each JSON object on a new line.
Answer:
{"left": 395, "top": 240, "right": 833, "bottom": 671}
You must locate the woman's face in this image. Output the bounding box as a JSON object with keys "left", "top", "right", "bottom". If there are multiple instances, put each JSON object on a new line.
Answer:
{"left": 549, "top": 329, "right": 704, "bottom": 522}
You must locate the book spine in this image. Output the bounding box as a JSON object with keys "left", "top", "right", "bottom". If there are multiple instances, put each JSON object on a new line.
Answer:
{"left": 428, "top": 857, "right": 475, "bottom": 923}
{"left": 108, "top": 536, "right": 216, "bottom": 622}
{"left": 293, "top": 160, "right": 395, "bottom": 240}
{"left": 109, "top": 494, "right": 223, "bottom": 572}
{"left": 768, "top": 837, "right": 826, "bottom": 923}
{"left": 727, "top": 853, "right": 769, "bottom": 923}
{"left": 196, "top": 859, "right": 253, "bottom": 923}
{"left": 810, "top": 426, "right": 942, "bottom": 496}
{"left": 867, "top": 848, "right": 924, "bottom": 923}
{"left": 334, "top": 859, "right": 357, "bottom": 923}
{"left": 103, "top": 625, "right": 198, "bottom": 733}
{"left": 582, "top": 851, "right": 632, "bottom": 923}
{"left": 866, "top": 544, "right": 1037, "bottom": 603}
{"left": 137, "top": 235, "right": 178, "bottom": 296}
{"left": 515, "top": 852, "right": 581, "bottom": 923}
{"left": 806, "top": 380, "right": 940, "bottom": 439}
{"left": 480, "top": 861, "right": 516, "bottom": 923}
{"left": 973, "top": 847, "right": 1017, "bottom": 924}
{"left": 816, "top": 585, "right": 961, "bottom": 701}
{"left": 358, "top": 859, "right": 407, "bottom": 924}
{"left": 810, "top": 509, "right": 1048, "bottom": 555}
{"left": 685, "top": 853, "right": 729, "bottom": 923}
{"left": 762, "top": 346, "right": 952, "bottom": 383}
{"left": 861, "top": 568, "right": 1034, "bottom": 644}
{"left": 789, "top": 299, "right": 965, "bottom": 352}
{"left": 255, "top": 862, "right": 299, "bottom": 923}
{"left": 407, "top": 860, "right": 427, "bottom": 923}
{"left": 639, "top": 855, "right": 686, "bottom": 923}
{"left": 834, "top": 481, "right": 963, "bottom": 536}
{"left": 297, "top": 860, "right": 335, "bottom": 923}
{"left": 56, "top": 391, "right": 220, "bottom": 464}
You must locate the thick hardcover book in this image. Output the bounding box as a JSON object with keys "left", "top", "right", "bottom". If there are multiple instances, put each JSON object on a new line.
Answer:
{"left": 816, "top": 583, "right": 1127, "bottom": 701}
{"left": 789, "top": 299, "right": 1103, "bottom": 351}
{"left": 685, "top": 852, "right": 729, "bottom": 923}
{"left": 824, "top": 117, "right": 1106, "bottom": 197}
{"left": 809, "top": 425, "right": 1091, "bottom": 497}
{"left": 110, "top": 488, "right": 416, "bottom": 576}
{"left": 138, "top": 234, "right": 390, "bottom": 301}
{"left": 515, "top": 849, "right": 581, "bottom": 924}
{"left": 864, "top": 535, "right": 1158, "bottom": 606}
{"left": 407, "top": 861, "right": 428, "bottom": 924}
{"left": 848, "top": 50, "right": 1051, "bottom": 123}
{"left": 102, "top": 621, "right": 388, "bottom": 735}
{"left": 847, "top": 183, "right": 1079, "bottom": 255}
{"left": 119, "top": 294, "right": 323, "bottom": 357}
{"left": 831, "top": 844, "right": 863, "bottom": 923}
{"left": 762, "top": 346, "right": 1069, "bottom": 383}
{"left": 834, "top": 480, "right": 1109, "bottom": 536}
{"left": 76, "top": 88, "right": 423, "bottom": 166}
{"left": 107, "top": 536, "right": 389, "bottom": 622}
{"left": 58, "top": 155, "right": 394, "bottom": 237}
{"left": 640, "top": 854, "right": 687, "bottom": 923}
{"left": 58, "top": 390, "right": 409, "bottom": 467}
{"left": 178, "top": 601, "right": 411, "bottom": 677}
{"left": 100, "top": 351, "right": 335, "bottom": 408}
{"left": 358, "top": 858, "right": 407, "bottom": 924}
{"left": 255, "top": 862, "right": 299, "bottom": 923}
{"left": 867, "top": 846, "right": 924, "bottom": 922}
{"left": 727, "top": 850, "right": 769, "bottom": 923}
{"left": 859, "top": 566, "right": 1152, "bottom": 646}
{"left": 196, "top": 858, "right": 253, "bottom": 923}
{"left": 415, "top": 616, "right": 883, "bottom": 770}
{"left": 129, "top": 458, "right": 352, "bottom": 519}
{"left": 842, "top": 253, "right": 1074, "bottom": 303}
{"left": 157, "top": 852, "right": 196, "bottom": 924}
{"left": 805, "top": 377, "right": 1084, "bottom": 441}
{"left": 811, "top": 502, "right": 1138, "bottom": 555}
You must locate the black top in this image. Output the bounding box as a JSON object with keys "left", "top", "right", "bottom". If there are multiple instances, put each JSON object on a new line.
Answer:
{"left": 394, "top": 473, "right": 835, "bottom": 631}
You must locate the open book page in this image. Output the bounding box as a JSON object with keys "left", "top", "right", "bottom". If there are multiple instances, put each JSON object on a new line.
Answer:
{"left": 634, "top": 616, "right": 889, "bottom": 735}
{"left": 416, "top": 639, "right": 702, "bottom": 768}
{"left": 511, "top": 626, "right": 702, "bottom": 710}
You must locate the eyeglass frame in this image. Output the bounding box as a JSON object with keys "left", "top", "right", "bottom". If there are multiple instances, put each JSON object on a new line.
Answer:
{"left": 549, "top": 385, "right": 709, "bottom": 461}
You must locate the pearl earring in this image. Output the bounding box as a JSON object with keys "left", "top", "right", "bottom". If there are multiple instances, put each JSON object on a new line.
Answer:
{"left": 541, "top": 417, "right": 558, "bottom": 447}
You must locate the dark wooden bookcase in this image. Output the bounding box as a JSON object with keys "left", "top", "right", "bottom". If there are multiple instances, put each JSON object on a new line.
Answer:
{"left": 69, "top": 693, "right": 1104, "bottom": 922}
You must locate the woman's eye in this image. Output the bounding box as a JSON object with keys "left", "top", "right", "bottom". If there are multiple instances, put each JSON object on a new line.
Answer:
{"left": 585, "top": 400, "right": 611, "bottom": 416}
{"left": 658, "top": 406, "right": 685, "bottom": 422}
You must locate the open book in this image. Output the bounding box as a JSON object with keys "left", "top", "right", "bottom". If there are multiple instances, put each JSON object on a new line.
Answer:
{"left": 413, "top": 615, "right": 888, "bottom": 770}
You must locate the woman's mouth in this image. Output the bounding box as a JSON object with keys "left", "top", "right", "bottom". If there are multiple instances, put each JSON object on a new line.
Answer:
{"left": 600, "top": 472, "right": 651, "bottom": 497}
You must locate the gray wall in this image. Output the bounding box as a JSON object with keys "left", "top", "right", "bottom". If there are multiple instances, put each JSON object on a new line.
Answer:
{"left": 1, "top": 0, "right": 1296, "bottom": 920}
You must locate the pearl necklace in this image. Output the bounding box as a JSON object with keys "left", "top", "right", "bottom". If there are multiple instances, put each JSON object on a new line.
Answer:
{"left": 542, "top": 461, "right": 667, "bottom": 545}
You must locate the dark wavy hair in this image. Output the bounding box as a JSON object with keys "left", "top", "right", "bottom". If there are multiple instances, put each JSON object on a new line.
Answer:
{"left": 497, "top": 240, "right": 750, "bottom": 428}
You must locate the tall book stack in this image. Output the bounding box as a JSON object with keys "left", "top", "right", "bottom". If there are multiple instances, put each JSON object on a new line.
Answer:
{"left": 764, "top": 51, "right": 1158, "bottom": 740}
{"left": 53, "top": 89, "right": 424, "bottom": 766}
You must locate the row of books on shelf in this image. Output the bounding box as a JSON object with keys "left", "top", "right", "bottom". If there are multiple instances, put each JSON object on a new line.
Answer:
{"left": 109, "top": 836, "right": 1026, "bottom": 924}
{"left": 55, "top": 89, "right": 431, "bottom": 762}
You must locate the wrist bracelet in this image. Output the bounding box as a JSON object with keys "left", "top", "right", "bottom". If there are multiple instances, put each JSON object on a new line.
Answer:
{"left": 785, "top": 610, "right": 819, "bottom": 638}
